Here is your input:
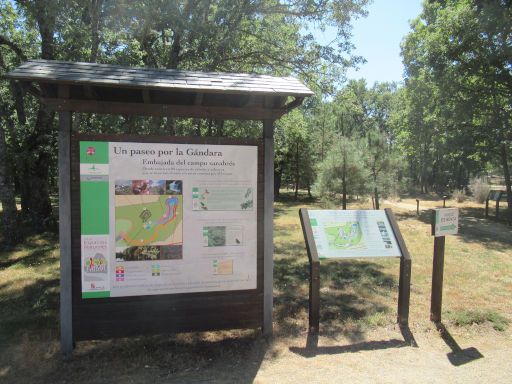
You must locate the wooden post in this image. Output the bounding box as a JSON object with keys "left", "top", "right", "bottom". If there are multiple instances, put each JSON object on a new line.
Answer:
{"left": 263, "top": 119, "right": 274, "bottom": 336}
{"left": 385, "top": 209, "right": 411, "bottom": 326}
{"left": 443, "top": 196, "right": 447, "bottom": 208}
{"left": 58, "top": 85, "right": 74, "bottom": 357}
{"left": 299, "top": 208, "right": 320, "bottom": 332}
{"left": 485, "top": 198, "right": 489, "bottom": 218}
{"left": 496, "top": 192, "right": 501, "bottom": 219}
{"left": 416, "top": 199, "right": 420, "bottom": 215}
{"left": 430, "top": 210, "right": 445, "bottom": 322}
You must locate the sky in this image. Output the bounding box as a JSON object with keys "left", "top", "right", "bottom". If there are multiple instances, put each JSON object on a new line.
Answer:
{"left": 316, "top": 0, "right": 424, "bottom": 85}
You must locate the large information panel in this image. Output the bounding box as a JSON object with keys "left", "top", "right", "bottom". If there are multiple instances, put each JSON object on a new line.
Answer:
{"left": 79, "top": 140, "right": 257, "bottom": 298}
{"left": 307, "top": 210, "right": 402, "bottom": 258}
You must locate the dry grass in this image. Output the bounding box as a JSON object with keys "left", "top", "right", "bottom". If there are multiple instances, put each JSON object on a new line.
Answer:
{"left": 1, "top": 192, "right": 511, "bottom": 383}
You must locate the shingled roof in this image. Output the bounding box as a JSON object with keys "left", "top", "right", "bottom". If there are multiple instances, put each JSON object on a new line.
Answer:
{"left": 8, "top": 59, "right": 313, "bottom": 97}
{"left": 7, "top": 60, "right": 312, "bottom": 120}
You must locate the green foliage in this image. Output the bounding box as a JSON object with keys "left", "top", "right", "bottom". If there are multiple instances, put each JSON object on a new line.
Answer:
{"left": 398, "top": 0, "right": 512, "bottom": 196}
{"left": 0, "top": 0, "right": 371, "bottom": 239}
{"left": 447, "top": 309, "right": 509, "bottom": 332}
{"left": 315, "top": 135, "right": 366, "bottom": 207}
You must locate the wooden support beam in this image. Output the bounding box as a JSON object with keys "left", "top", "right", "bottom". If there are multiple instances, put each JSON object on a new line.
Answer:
{"left": 194, "top": 92, "right": 203, "bottom": 106}
{"left": 58, "top": 85, "right": 74, "bottom": 357}
{"left": 263, "top": 119, "right": 275, "bottom": 336}
{"left": 282, "top": 97, "right": 304, "bottom": 112}
{"left": 142, "top": 89, "right": 151, "bottom": 104}
{"left": 385, "top": 208, "right": 411, "bottom": 326}
{"left": 430, "top": 236, "right": 445, "bottom": 322}
{"left": 299, "top": 208, "right": 320, "bottom": 333}
{"left": 42, "top": 98, "right": 285, "bottom": 120}
{"left": 84, "top": 85, "right": 99, "bottom": 100}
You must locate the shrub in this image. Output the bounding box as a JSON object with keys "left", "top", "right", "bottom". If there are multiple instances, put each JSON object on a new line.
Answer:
{"left": 469, "top": 177, "right": 490, "bottom": 204}
{"left": 453, "top": 189, "right": 466, "bottom": 203}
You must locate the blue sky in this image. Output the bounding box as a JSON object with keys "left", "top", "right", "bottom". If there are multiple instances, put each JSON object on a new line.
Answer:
{"left": 347, "top": 0, "right": 423, "bottom": 84}
{"left": 315, "top": 0, "right": 424, "bottom": 85}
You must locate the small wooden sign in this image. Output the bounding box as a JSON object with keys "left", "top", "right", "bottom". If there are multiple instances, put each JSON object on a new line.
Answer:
{"left": 300, "top": 208, "right": 411, "bottom": 332}
{"left": 432, "top": 208, "right": 459, "bottom": 237}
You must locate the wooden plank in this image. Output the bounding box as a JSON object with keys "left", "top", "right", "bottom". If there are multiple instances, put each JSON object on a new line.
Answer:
{"left": 299, "top": 208, "right": 320, "bottom": 333}
{"left": 263, "top": 120, "right": 274, "bottom": 336}
{"left": 42, "top": 98, "right": 286, "bottom": 120}
{"left": 385, "top": 208, "right": 411, "bottom": 326}
{"left": 58, "top": 85, "right": 74, "bottom": 357}
{"left": 430, "top": 236, "right": 445, "bottom": 323}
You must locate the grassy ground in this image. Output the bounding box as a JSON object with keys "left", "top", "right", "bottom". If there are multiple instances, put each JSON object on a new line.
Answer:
{"left": 0, "top": 193, "right": 511, "bottom": 383}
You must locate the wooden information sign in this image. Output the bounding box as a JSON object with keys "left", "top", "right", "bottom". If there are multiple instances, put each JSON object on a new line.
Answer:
{"left": 430, "top": 208, "right": 459, "bottom": 322}
{"left": 71, "top": 134, "right": 265, "bottom": 342}
{"left": 299, "top": 208, "right": 411, "bottom": 332}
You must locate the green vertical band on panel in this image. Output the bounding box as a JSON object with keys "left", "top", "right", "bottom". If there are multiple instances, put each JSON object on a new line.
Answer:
{"left": 80, "top": 141, "right": 109, "bottom": 164}
{"left": 81, "top": 181, "right": 109, "bottom": 234}
{"left": 82, "top": 291, "right": 111, "bottom": 299}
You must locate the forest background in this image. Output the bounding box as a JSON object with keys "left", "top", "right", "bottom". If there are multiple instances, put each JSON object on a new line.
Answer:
{"left": 0, "top": 0, "right": 511, "bottom": 245}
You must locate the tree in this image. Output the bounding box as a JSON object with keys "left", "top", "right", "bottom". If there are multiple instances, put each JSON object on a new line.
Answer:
{"left": 316, "top": 134, "right": 366, "bottom": 208}
{"left": 361, "top": 129, "right": 403, "bottom": 209}
{"left": 0, "top": 0, "right": 372, "bottom": 238}
{"left": 274, "top": 109, "right": 315, "bottom": 199}
{"left": 400, "top": 0, "right": 511, "bottom": 214}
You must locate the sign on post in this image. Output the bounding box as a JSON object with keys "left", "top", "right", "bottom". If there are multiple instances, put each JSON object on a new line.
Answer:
{"left": 300, "top": 208, "right": 411, "bottom": 332}
{"left": 432, "top": 208, "right": 459, "bottom": 237}
{"left": 430, "top": 208, "right": 459, "bottom": 322}
{"left": 307, "top": 210, "right": 402, "bottom": 259}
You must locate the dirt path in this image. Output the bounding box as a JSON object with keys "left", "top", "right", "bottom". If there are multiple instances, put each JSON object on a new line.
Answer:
{"left": 253, "top": 327, "right": 512, "bottom": 384}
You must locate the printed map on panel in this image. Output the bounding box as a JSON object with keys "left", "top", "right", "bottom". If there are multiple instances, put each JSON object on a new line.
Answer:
{"left": 324, "top": 222, "right": 365, "bottom": 251}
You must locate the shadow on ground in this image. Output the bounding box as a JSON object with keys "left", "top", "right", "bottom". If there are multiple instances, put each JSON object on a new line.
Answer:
{"left": 0, "top": 277, "right": 60, "bottom": 344}
{"left": 435, "top": 322, "right": 484, "bottom": 366}
{"left": 274, "top": 256, "right": 397, "bottom": 342}
{"left": 0, "top": 330, "right": 269, "bottom": 384}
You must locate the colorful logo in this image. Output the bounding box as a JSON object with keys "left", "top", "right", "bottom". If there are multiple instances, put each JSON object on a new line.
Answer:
{"left": 86, "top": 146, "right": 96, "bottom": 156}
{"left": 116, "top": 265, "right": 125, "bottom": 281}
{"left": 84, "top": 253, "right": 107, "bottom": 273}
{"left": 151, "top": 264, "right": 161, "bottom": 276}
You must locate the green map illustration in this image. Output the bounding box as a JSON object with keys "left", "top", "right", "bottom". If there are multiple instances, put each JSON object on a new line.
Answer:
{"left": 324, "top": 222, "right": 365, "bottom": 250}
{"left": 115, "top": 195, "right": 183, "bottom": 247}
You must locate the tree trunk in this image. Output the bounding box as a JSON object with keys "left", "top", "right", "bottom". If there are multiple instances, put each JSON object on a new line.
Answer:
{"left": 374, "top": 186, "right": 380, "bottom": 210}
{"left": 195, "top": 119, "right": 202, "bottom": 136}
{"left": 294, "top": 141, "right": 299, "bottom": 200}
{"left": 165, "top": 117, "right": 176, "bottom": 135}
{"left": 15, "top": 0, "right": 57, "bottom": 229}
{"left": 20, "top": 105, "right": 55, "bottom": 228}
{"left": 274, "top": 165, "right": 282, "bottom": 197}
{"left": 88, "top": 0, "right": 103, "bottom": 62}
{"left": 0, "top": 123, "right": 18, "bottom": 244}
{"left": 341, "top": 154, "right": 347, "bottom": 210}
{"left": 499, "top": 143, "right": 512, "bottom": 223}
{"left": 216, "top": 120, "right": 224, "bottom": 136}
{"left": 167, "top": 32, "right": 181, "bottom": 69}
{"left": 207, "top": 119, "right": 213, "bottom": 136}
